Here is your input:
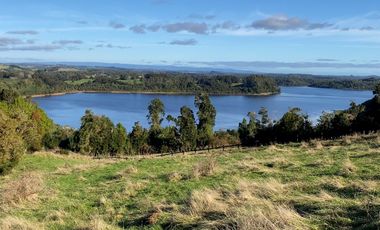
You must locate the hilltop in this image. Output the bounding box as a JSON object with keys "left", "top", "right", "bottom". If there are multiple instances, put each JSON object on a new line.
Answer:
{"left": 1, "top": 133, "right": 379, "bottom": 229}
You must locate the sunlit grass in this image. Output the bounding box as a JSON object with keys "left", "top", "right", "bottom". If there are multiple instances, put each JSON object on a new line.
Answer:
{"left": 1, "top": 133, "right": 379, "bottom": 229}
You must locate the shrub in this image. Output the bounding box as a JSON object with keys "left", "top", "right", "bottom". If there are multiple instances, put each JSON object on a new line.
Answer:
{"left": 0, "top": 111, "right": 25, "bottom": 175}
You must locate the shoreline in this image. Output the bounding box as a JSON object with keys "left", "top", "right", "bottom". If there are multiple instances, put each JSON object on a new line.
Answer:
{"left": 30, "top": 90, "right": 281, "bottom": 98}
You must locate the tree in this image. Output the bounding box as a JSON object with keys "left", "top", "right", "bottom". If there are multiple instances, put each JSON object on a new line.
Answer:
{"left": 258, "top": 107, "right": 271, "bottom": 127}
{"left": 0, "top": 88, "right": 19, "bottom": 103}
{"left": 195, "top": 93, "right": 216, "bottom": 148}
{"left": 0, "top": 111, "right": 25, "bottom": 175}
{"left": 238, "top": 112, "right": 258, "bottom": 146}
{"left": 274, "top": 108, "right": 313, "bottom": 143}
{"left": 112, "top": 123, "right": 128, "bottom": 156}
{"left": 130, "top": 122, "right": 149, "bottom": 154}
{"left": 177, "top": 106, "right": 197, "bottom": 151}
{"left": 76, "top": 110, "right": 118, "bottom": 156}
{"left": 373, "top": 83, "right": 380, "bottom": 95}
{"left": 147, "top": 98, "right": 165, "bottom": 130}
{"left": 147, "top": 99, "right": 165, "bottom": 152}
{"left": 316, "top": 112, "right": 335, "bottom": 138}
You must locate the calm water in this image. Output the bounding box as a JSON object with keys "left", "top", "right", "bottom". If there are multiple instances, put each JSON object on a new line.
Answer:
{"left": 33, "top": 87, "right": 373, "bottom": 130}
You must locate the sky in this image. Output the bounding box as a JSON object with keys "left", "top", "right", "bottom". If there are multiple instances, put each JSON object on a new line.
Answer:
{"left": 0, "top": 0, "right": 380, "bottom": 75}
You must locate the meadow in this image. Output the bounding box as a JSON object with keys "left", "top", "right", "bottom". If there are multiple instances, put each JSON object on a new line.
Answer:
{"left": 0, "top": 133, "right": 379, "bottom": 230}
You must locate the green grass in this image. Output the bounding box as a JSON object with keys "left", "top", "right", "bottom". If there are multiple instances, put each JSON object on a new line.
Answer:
{"left": 1, "top": 134, "right": 380, "bottom": 229}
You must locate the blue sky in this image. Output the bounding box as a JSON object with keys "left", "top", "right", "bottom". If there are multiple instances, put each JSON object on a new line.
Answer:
{"left": 0, "top": 0, "right": 380, "bottom": 75}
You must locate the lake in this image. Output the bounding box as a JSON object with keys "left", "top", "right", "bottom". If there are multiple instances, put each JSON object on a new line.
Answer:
{"left": 33, "top": 87, "right": 373, "bottom": 130}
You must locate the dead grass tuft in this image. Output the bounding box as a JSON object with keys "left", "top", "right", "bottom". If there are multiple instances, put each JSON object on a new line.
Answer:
{"left": 122, "top": 181, "right": 146, "bottom": 197}
{"left": 167, "top": 180, "right": 308, "bottom": 229}
{"left": 55, "top": 163, "right": 95, "bottom": 175}
{"left": 237, "top": 178, "right": 286, "bottom": 199}
{"left": 237, "top": 160, "right": 262, "bottom": 172}
{"left": 263, "top": 157, "right": 294, "bottom": 169}
{"left": 0, "top": 216, "right": 43, "bottom": 230}
{"left": 340, "top": 158, "right": 357, "bottom": 176}
{"left": 190, "top": 157, "right": 217, "bottom": 179}
{"left": 124, "top": 165, "right": 138, "bottom": 174}
{"left": 167, "top": 172, "right": 183, "bottom": 182}
{"left": 227, "top": 202, "right": 308, "bottom": 230}
{"left": 0, "top": 172, "right": 44, "bottom": 209}
{"left": 309, "top": 140, "right": 323, "bottom": 150}
{"left": 189, "top": 189, "right": 228, "bottom": 216}
{"left": 44, "top": 210, "right": 66, "bottom": 224}
{"left": 79, "top": 216, "right": 116, "bottom": 230}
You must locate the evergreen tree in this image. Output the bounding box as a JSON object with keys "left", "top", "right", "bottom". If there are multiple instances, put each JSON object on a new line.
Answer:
{"left": 147, "top": 98, "right": 165, "bottom": 130}
{"left": 274, "top": 108, "right": 313, "bottom": 143}
{"left": 177, "top": 106, "right": 197, "bottom": 151}
{"left": 112, "top": 123, "right": 128, "bottom": 156}
{"left": 258, "top": 107, "right": 271, "bottom": 127}
{"left": 130, "top": 122, "right": 149, "bottom": 154}
{"left": 195, "top": 93, "right": 216, "bottom": 148}
{"left": 238, "top": 112, "right": 258, "bottom": 146}
{"left": 147, "top": 99, "right": 165, "bottom": 152}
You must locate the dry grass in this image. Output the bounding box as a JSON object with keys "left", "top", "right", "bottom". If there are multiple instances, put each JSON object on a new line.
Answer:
{"left": 78, "top": 216, "right": 117, "bottom": 230}
{"left": 190, "top": 157, "right": 217, "bottom": 179}
{"left": 120, "top": 181, "right": 146, "bottom": 197}
{"left": 0, "top": 172, "right": 44, "bottom": 209}
{"left": 227, "top": 202, "right": 308, "bottom": 230}
{"left": 167, "top": 172, "right": 183, "bottom": 182}
{"left": 55, "top": 163, "right": 96, "bottom": 175}
{"left": 44, "top": 210, "right": 67, "bottom": 224}
{"left": 237, "top": 160, "right": 262, "bottom": 172}
{"left": 167, "top": 179, "right": 308, "bottom": 230}
{"left": 340, "top": 158, "right": 357, "bottom": 176}
{"left": 236, "top": 178, "right": 286, "bottom": 200}
{"left": 262, "top": 157, "right": 294, "bottom": 169}
{"left": 0, "top": 216, "right": 43, "bottom": 230}
{"left": 189, "top": 189, "right": 228, "bottom": 216}
{"left": 309, "top": 140, "right": 323, "bottom": 150}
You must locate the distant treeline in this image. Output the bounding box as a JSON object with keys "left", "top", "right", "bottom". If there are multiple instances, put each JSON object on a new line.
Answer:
{"left": 1, "top": 83, "right": 380, "bottom": 174}
{"left": 1, "top": 65, "right": 379, "bottom": 98}
{"left": 273, "top": 75, "right": 380, "bottom": 90}
{"left": 0, "top": 65, "right": 279, "bottom": 96}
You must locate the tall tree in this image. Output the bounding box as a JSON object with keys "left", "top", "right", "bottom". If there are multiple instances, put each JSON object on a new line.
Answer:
{"left": 195, "top": 93, "right": 216, "bottom": 148}
{"left": 258, "top": 107, "right": 271, "bottom": 127}
{"left": 112, "top": 123, "right": 128, "bottom": 156}
{"left": 147, "top": 98, "right": 165, "bottom": 130}
{"left": 177, "top": 106, "right": 197, "bottom": 151}
{"left": 238, "top": 112, "right": 258, "bottom": 146}
{"left": 130, "top": 122, "right": 149, "bottom": 155}
{"left": 274, "top": 108, "right": 313, "bottom": 143}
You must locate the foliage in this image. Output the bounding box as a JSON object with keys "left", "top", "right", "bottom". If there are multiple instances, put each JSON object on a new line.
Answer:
{"left": 129, "top": 122, "right": 149, "bottom": 155}
{"left": 0, "top": 89, "right": 54, "bottom": 174}
{"left": 177, "top": 106, "right": 197, "bottom": 151}
{"left": 195, "top": 93, "right": 216, "bottom": 148}
{"left": 75, "top": 110, "right": 128, "bottom": 156}
{"left": 0, "top": 111, "right": 25, "bottom": 174}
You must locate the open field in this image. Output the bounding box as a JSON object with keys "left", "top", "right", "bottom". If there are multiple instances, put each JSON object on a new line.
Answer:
{"left": 1, "top": 134, "right": 379, "bottom": 229}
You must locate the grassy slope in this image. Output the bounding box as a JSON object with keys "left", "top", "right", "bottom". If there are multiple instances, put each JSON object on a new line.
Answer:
{"left": 0, "top": 134, "right": 379, "bottom": 229}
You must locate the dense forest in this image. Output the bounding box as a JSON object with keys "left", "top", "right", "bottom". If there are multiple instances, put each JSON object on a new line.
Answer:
{"left": 1, "top": 82, "right": 380, "bottom": 175}
{"left": 1, "top": 64, "right": 379, "bottom": 97}
{"left": 0, "top": 65, "right": 279, "bottom": 96}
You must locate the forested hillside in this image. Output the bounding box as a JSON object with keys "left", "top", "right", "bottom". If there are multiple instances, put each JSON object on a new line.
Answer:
{"left": 0, "top": 65, "right": 280, "bottom": 96}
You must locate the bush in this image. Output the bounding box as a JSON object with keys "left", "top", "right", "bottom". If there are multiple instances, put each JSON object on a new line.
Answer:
{"left": 0, "top": 111, "right": 25, "bottom": 175}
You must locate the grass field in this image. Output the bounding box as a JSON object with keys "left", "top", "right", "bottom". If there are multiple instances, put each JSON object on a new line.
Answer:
{"left": 1, "top": 134, "right": 379, "bottom": 229}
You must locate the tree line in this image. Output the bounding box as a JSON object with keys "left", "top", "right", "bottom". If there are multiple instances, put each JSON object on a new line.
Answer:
{"left": 0, "top": 66, "right": 280, "bottom": 96}
{"left": 1, "top": 84, "right": 380, "bottom": 175}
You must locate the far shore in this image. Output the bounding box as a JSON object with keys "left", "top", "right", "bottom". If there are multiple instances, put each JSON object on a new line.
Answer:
{"left": 30, "top": 90, "right": 280, "bottom": 98}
